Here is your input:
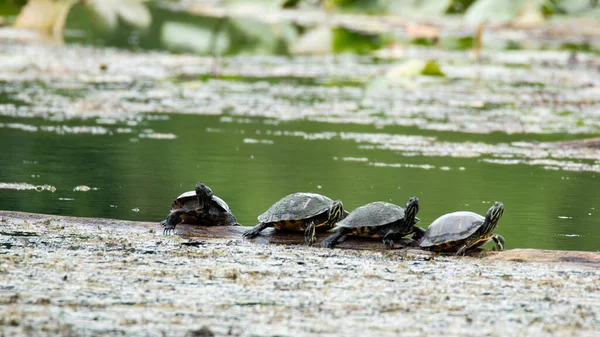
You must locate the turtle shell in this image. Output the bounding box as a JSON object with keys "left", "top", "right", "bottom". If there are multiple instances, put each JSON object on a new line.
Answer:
{"left": 336, "top": 202, "right": 406, "bottom": 228}
{"left": 419, "top": 211, "right": 484, "bottom": 248}
{"left": 171, "top": 190, "right": 230, "bottom": 213}
{"left": 258, "top": 192, "right": 334, "bottom": 223}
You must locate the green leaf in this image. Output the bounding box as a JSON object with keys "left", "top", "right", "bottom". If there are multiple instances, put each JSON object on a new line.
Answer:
{"left": 333, "top": 28, "right": 384, "bottom": 55}
{"left": 386, "top": 59, "right": 427, "bottom": 78}
{"left": 290, "top": 25, "right": 332, "bottom": 55}
{"left": 557, "top": 0, "right": 596, "bottom": 14}
{"left": 465, "top": 0, "right": 527, "bottom": 24}
{"left": 86, "top": 0, "right": 151, "bottom": 32}
{"left": 384, "top": 59, "right": 446, "bottom": 78}
{"left": 161, "top": 22, "right": 230, "bottom": 55}
{"left": 421, "top": 60, "right": 446, "bottom": 76}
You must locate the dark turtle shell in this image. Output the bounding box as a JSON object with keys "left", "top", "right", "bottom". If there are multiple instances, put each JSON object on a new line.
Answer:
{"left": 419, "top": 211, "right": 483, "bottom": 248}
{"left": 336, "top": 202, "right": 406, "bottom": 228}
{"left": 166, "top": 189, "right": 237, "bottom": 228}
{"left": 172, "top": 190, "right": 230, "bottom": 213}
{"left": 258, "top": 192, "right": 335, "bottom": 223}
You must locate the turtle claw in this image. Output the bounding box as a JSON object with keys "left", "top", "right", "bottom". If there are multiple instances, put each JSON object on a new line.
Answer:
{"left": 382, "top": 232, "right": 395, "bottom": 248}
{"left": 242, "top": 229, "right": 258, "bottom": 239}
{"left": 321, "top": 229, "right": 346, "bottom": 249}
{"left": 161, "top": 220, "right": 177, "bottom": 235}
{"left": 304, "top": 235, "right": 317, "bottom": 245}
{"left": 321, "top": 239, "right": 335, "bottom": 249}
{"left": 304, "top": 232, "right": 317, "bottom": 245}
{"left": 243, "top": 223, "right": 270, "bottom": 239}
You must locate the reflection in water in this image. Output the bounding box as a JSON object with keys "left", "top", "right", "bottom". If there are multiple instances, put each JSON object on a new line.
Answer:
{"left": 0, "top": 114, "right": 598, "bottom": 252}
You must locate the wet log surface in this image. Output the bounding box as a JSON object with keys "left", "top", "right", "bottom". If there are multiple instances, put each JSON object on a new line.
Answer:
{"left": 1, "top": 210, "right": 598, "bottom": 264}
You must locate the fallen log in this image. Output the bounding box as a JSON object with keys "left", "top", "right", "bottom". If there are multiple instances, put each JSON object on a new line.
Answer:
{"left": 1, "top": 210, "right": 598, "bottom": 265}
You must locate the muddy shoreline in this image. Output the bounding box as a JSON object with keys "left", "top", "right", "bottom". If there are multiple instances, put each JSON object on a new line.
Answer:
{"left": 0, "top": 210, "right": 598, "bottom": 336}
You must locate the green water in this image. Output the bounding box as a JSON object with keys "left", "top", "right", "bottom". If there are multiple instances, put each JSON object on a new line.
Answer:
{"left": 0, "top": 114, "right": 598, "bottom": 251}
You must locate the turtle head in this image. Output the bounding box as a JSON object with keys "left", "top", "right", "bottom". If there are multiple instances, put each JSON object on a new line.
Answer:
{"left": 327, "top": 200, "right": 345, "bottom": 225}
{"left": 404, "top": 197, "right": 420, "bottom": 225}
{"left": 195, "top": 183, "right": 213, "bottom": 199}
{"left": 195, "top": 183, "right": 213, "bottom": 211}
{"left": 483, "top": 201, "right": 504, "bottom": 233}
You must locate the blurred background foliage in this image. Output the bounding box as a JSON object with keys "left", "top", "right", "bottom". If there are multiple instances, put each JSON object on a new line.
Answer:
{"left": 1, "top": 0, "right": 598, "bottom": 57}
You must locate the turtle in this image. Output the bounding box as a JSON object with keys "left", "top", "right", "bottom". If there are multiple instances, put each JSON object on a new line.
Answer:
{"left": 242, "top": 192, "right": 346, "bottom": 244}
{"left": 419, "top": 201, "right": 505, "bottom": 255}
{"left": 161, "top": 183, "right": 239, "bottom": 234}
{"left": 321, "top": 197, "right": 422, "bottom": 248}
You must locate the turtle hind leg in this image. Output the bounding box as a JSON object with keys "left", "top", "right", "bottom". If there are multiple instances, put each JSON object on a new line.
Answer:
{"left": 304, "top": 221, "right": 317, "bottom": 245}
{"left": 321, "top": 228, "right": 347, "bottom": 248}
{"left": 456, "top": 244, "right": 468, "bottom": 256}
{"left": 382, "top": 230, "right": 396, "bottom": 248}
{"left": 219, "top": 212, "right": 240, "bottom": 226}
{"left": 243, "top": 222, "right": 271, "bottom": 239}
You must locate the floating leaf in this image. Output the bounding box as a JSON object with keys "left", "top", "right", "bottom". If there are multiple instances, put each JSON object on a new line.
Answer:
{"left": 557, "top": 0, "right": 596, "bottom": 14}
{"left": 406, "top": 24, "right": 439, "bottom": 42}
{"left": 85, "top": 0, "right": 151, "bottom": 33}
{"left": 385, "top": 59, "right": 445, "bottom": 78}
{"left": 161, "top": 21, "right": 230, "bottom": 55}
{"left": 114, "top": 0, "right": 151, "bottom": 29}
{"left": 465, "top": 0, "right": 527, "bottom": 24}
{"left": 229, "top": 18, "right": 289, "bottom": 54}
{"left": 333, "top": 28, "right": 383, "bottom": 55}
{"left": 513, "top": 0, "right": 546, "bottom": 27}
{"left": 386, "top": 59, "right": 426, "bottom": 78}
{"left": 289, "top": 25, "right": 332, "bottom": 55}
{"left": 421, "top": 60, "right": 446, "bottom": 77}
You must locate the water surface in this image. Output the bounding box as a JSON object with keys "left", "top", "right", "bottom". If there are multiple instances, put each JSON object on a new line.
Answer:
{"left": 1, "top": 114, "right": 598, "bottom": 251}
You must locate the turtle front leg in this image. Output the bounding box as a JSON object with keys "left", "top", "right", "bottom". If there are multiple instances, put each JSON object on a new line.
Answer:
{"left": 491, "top": 234, "right": 505, "bottom": 251}
{"left": 304, "top": 220, "right": 317, "bottom": 245}
{"left": 321, "top": 228, "right": 347, "bottom": 248}
{"left": 411, "top": 226, "right": 426, "bottom": 241}
{"left": 162, "top": 210, "right": 185, "bottom": 235}
{"left": 243, "top": 222, "right": 271, "bottom": 239}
